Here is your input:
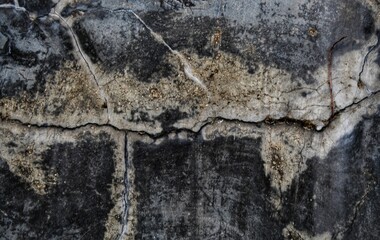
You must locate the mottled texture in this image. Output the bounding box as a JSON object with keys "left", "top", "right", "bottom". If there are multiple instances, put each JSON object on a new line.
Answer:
{"left": 125, "top": 98, "right": 380, "bottom": 239}
{"left": 131, "top": 136, "right": 282, "bottom": 239}
{"left": 0, "top": 0, "right": 380, "bottom": 239}
{"left": 284, "top": 112, "right": 380, "bottom": 239}
{"left": 0, "top": 124, "right": 125, "bottom": 239}
{"left": 1, "top": 0, "right": 379, "bottom": 132}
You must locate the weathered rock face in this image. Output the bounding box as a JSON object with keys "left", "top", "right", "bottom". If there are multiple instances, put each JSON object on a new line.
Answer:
{"left": 0, "top": 124, "right": 125, "bottom": 239}
{"left": 0, "top": 0, "right": 379, "bottom": 239}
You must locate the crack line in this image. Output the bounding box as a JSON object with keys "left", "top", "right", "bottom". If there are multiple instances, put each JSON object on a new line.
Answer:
{"left": 117, "top": 138, "right": 130, "bottom": 240}
{"left": 1, "top": 89, "right": 379, "bottom": 138}
{"left": 358, "top": 31, "right": 380, "bottom": 82}
{"left": 114, "top": 8, "right": 208, "bottom": 92}
{"left": 49, "top": 11, "right": 111, "bottom": 123}
{"left": 332, "top": 175, "right": 375, "bottom": 239}
{"left": 327, "top": 36, "right": 347, "bottom": 117}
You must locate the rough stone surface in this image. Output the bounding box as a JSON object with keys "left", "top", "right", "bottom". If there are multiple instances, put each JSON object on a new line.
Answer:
{"left": 124, "top": 93, "right": 380, "bottom": 239}
{"left": 0, "top": 124, "right": 125, "bottom": 239}
{"left": 0, "top": 0, "right": 379, "bottom": 133}
{"left": 0, "top": 0, "right": 379, "bottom": 239}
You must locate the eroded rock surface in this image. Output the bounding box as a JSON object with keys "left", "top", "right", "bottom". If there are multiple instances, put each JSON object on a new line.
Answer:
{"left": 0, "top": 0, "right": 379, "bottom": 239}
{"left": 0, "top": 124, "right": 125, "bottom": 239}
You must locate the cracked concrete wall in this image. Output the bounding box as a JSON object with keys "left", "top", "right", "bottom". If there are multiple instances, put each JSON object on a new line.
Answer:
{"left": 0, "top": 0, "right": 379, "bottom": 239}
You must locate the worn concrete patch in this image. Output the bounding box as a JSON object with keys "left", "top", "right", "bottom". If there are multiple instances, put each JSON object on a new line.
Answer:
{"left": 126, "top": 132, "right": 284, "bottom": 239}
{"left": 0, "top": 122, "right": 125, "bottom": 239}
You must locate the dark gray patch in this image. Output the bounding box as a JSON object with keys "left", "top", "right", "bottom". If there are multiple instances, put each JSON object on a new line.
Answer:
{"left": 0, "top": 80, "right": 28, "bottom": 98}
{"left": 283, "top": 109, "right": 380, "bottom": 237}
{"left": 0, "top": 10, "right": 73, "bottom": 98}
{"left": 18, "top": 0, "right": 56, "bottom": 16}
{"left": 128, "top": 109, "right": 155, "bottom": 124}
{"left": 159, "top": 0, "right": 196, "bottom": 10}
{"left": 0, "top": 132, "right": 116, "bottom": 239}
{"left": 342, "top": 110, "right": 380, "bottom": 240}
{"left": 0, "top": 32, "right": 8, "bottom": 51}
{"left": 72, "top": 20, "right": 100, "bottom": 64}
{"left": 123, "top": 31, "right": 173, "bottom": 82}
{"left": 247, "top": 64, "right": 258, "bottom": 74}
{"left": 376, "top": 48, "right": 380, "bottom": 66}
{"left": 61, "top": 1, "right": 100, "bottom": 18}
{"left": 73, "top": 10, "right": 174, "bottom": 83}
{"left": 142, "top": 0, "right": 376, "bottom": 84}
{"left": 8, "top": 44, "right": 39, "bottom": 67}
{"left": 363, "top": 12, "right": 375, "bottom": 39}
{"left": 65, "top": 0, "right": 375, "bottom": 84}
{"left": 141, "top": 12, "right": 240, "bottom": 58}
{"left": 155, "top": 108, "right": 188, "bottom": 132}
{"left": 131, "top": 135, "right": 284, "bottom": 239}
{"left": 5, "top": 141, "right": 18, "bottom": 148}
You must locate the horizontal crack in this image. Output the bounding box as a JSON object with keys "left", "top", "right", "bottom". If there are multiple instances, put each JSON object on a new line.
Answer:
{"left": 1, "top": 89, "right": 379, "bottom": 138}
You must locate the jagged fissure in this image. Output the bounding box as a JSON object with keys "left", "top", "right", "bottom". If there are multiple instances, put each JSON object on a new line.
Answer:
{"left": 1, "top": 88, "right": 379, "bottom": 139}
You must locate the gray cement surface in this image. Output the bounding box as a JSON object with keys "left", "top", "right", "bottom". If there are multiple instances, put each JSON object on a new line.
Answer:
{"left": 0, "top": 0, "right": 379, "bottom": 239}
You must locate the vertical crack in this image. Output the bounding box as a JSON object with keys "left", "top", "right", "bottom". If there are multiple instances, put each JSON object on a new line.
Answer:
{"left": 327, "top": 36, "right": 347, "bottom": 118}
{"left": 49, "top": 11, "right": 111, "bottom": 123}
{"left": 358, "top": 32, "right": 380, "bottom": 87}
{"left": 117, "top": 134, "right": 129, "bottom": 240}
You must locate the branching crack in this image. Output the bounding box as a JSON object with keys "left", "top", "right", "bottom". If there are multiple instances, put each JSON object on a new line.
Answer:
{"left": 358, "top": 32, "right": 380, "bottom": 82}
{"left": 1, "top": 6, "right": 379, "bottom": 135}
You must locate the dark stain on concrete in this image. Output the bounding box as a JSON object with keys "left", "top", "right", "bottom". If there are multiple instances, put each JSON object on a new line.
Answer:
{"left": 73, "top": 10, "right": 174, "bottom": 83}
{"left": 141, "top": 12, "right": 240, "bottom": 58}
{"left": 131, "top": 135, "right": 284, "bottom": 239}
{"left": 69, "top": 0, "right": 377, "bottom": 85}
{"left": 73, "top": 20, "right": 100, "bottom": 63}
{"left": 0, "top": 132, "right": 116, "bottom": 239}
{"left": 155, "top": 108, "right": 189, "bottom": 132}
{"left": 128, "top": 109, "right": 155, "bottom": 124}
{"left": 283, "top": 109, "right": 380, "bottom": 238}
{"left": 18, "top": 0, "right": 56, "bottom": 16}
{"left": 0, "top": 9, "right": 73, "bottom": 98}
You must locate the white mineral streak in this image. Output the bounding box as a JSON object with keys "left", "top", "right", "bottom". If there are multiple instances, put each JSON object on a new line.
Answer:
{"left": 49, "top": 11, "right": 111, "bottom": 123}
{"left": 0, "top": 3, "right": 26, "bottom": 11}
{"left": 128, "top": 10, "right": 208, "bottom": 91}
